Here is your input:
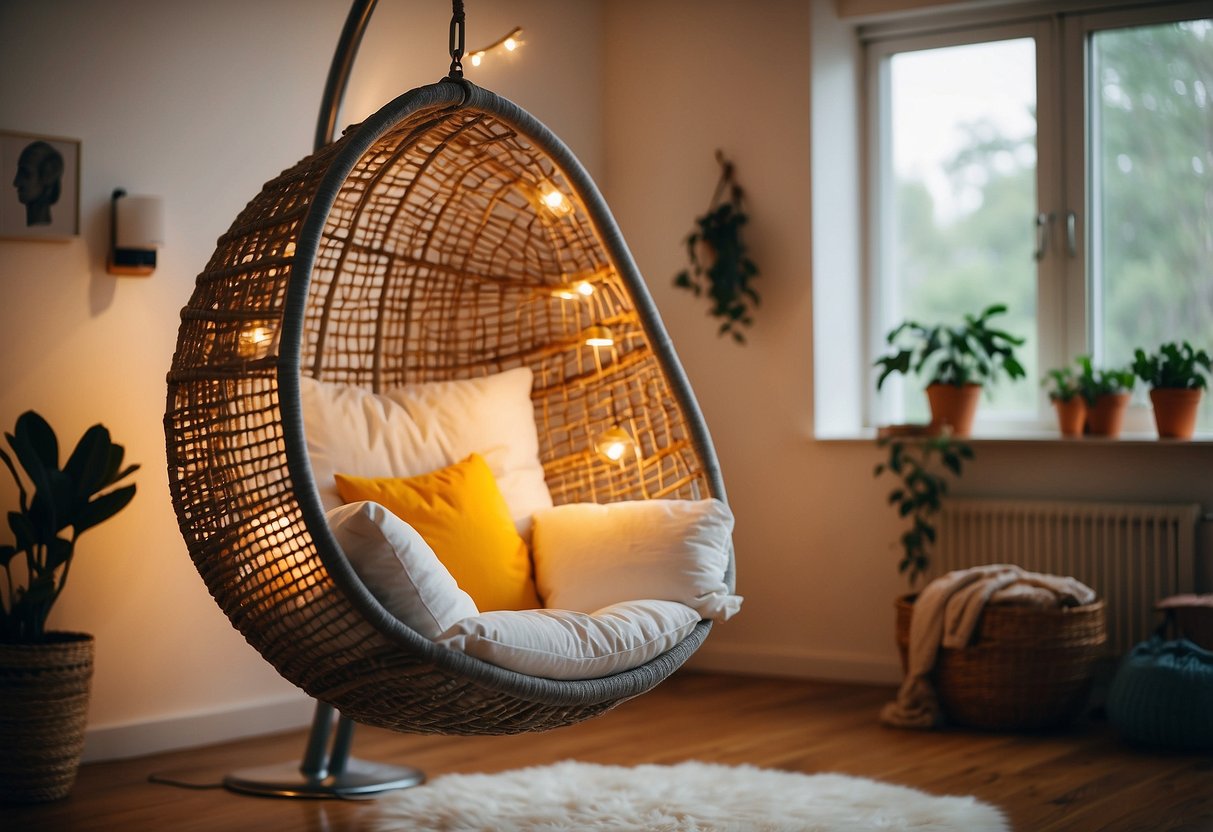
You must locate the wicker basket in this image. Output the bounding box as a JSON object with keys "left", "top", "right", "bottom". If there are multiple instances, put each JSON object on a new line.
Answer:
{"left": 0, "top": 633, "right": 94, "bottom": 803}
{"left": 895, "top": 594, "right": 1106, "bottom": 731}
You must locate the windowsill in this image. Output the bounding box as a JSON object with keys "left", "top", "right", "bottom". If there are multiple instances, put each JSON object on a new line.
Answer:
{"left": 815, "top": 427, "right": 1213, "bottom": 445}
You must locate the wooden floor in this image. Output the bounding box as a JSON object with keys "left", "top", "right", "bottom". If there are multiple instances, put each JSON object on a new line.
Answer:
{"left": 4, "top": 671, "right": 1210, "bottom": 831}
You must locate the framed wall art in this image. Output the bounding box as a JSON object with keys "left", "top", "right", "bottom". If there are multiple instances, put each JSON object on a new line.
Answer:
{"left": 0, "top": 130, "right": 81, "bottom": 240}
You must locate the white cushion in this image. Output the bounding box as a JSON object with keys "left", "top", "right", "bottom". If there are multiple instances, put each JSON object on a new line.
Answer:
{"left": 301, "top": 367, "right": 553, "bottom": 537}
{"left": 326, "top": 501, "right": 479, "bottom": 639}
{"left": 436, "top": 600, "right": 700, "bottom": 680}
{"left": 532, "top": 498, "right": 741, "bottom": 621}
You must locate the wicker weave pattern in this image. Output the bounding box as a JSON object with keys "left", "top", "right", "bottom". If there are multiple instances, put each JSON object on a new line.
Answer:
{"left": 0, "top": 634, "right": 94, "bottom": 803}
{"left": 167, "top": 82, "right": 725, "bottom": 734}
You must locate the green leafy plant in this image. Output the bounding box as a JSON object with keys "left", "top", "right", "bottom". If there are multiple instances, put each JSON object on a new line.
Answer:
{"left": 1131, "top": 341, "right": 1212, "bottom": 390}
{"left": 0, "top": 411, "right": 139, "bottom": 643}
{"left": 1045, "top": 356, "right": 1134, "bottom": 402}
{"left": 673, "top": 150, "right": 760, "bottom": 344}
{"left": 1075, "top": 355, "right": 1134, "bottom": 401}
{"left": 874, "top": 434, "right": 974, "bottom": 584}
{"left": 874, "top": 304, "right": 1026, "bottom": 391}
{"left": 1042, "top": 366, "right": 1082, "bottom": 402}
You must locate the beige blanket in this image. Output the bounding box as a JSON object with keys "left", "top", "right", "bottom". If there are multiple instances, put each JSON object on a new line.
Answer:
{"left": 880, "top": 564, "right": 1096, "bottom": 729}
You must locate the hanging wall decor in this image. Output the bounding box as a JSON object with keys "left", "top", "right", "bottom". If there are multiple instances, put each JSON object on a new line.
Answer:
{"left": 673, "top": 151, "right": 760, "bottom": 344}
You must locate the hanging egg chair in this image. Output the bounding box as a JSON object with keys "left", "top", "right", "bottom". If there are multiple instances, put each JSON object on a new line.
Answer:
{"left": 164, "top": 2, "right": 729, "bottom": 754}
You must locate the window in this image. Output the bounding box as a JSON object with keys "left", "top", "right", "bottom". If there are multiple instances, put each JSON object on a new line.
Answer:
{"left": 864, "top": 1, "right": 1213, "bottom": 434}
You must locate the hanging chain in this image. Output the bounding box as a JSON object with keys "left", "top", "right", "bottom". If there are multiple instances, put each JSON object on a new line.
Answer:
{"left": 449, "top": 0, "right": 466, "bottom": 78}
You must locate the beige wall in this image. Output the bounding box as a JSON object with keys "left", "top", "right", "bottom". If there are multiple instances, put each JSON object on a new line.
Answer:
{"left": 1, "top": 0, "right": 1210, "bottom": 761}
{"left": 0, "top": 0, "right": 604, "bottom": 761}
{"left": 602, "top": 0, "right": 1213, "bottom": 682}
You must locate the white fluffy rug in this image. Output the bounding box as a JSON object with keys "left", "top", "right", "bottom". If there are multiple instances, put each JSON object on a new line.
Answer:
{"left": 373, "top": 760, "right": 1008, "bottom": 832}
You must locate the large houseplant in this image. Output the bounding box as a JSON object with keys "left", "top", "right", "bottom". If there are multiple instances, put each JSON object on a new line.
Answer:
{"left": 1132, "top": 341, "right": 1211, "bottom": 439}
{"left": 874, "top": 304, "right": 1025, "bottom": 436}
{"left": 0, "top": 410, "right": 138, "bottom": 803}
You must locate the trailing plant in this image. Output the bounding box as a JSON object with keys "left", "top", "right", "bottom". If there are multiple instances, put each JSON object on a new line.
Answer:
{"left": 0, "top": 411, "right": 139, "bottom": 643}
{"left": 673, "top": 150, "right": 760, "bottom": 344}
{"left": 874, "top": 303, "right": 1026, "bottom": 391}
{"left": 874, "top": 434, "right": 974, "bottom": 585}
{"left": 1131, "top": 341, "right": 1212, "bottom": 390}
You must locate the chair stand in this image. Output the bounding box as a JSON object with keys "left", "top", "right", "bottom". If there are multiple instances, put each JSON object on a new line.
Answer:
{"left": 223, "top": 701, "right": 425, "bottom": 799}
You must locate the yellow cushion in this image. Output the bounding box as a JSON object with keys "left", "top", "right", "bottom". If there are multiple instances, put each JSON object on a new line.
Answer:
{"left": 334, "top": 454, "right": 540, "bottom": 612}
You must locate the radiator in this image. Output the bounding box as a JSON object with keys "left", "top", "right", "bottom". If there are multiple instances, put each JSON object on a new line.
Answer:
{"left": 931, "top": 499, "right": 1201, "bottom": 656}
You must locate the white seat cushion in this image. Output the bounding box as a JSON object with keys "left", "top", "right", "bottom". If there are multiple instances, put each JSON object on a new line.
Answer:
{"left": 301, "top": 367, "right": 552, "bottom": 537}
{"left": 436, "top": 600, "right": 700, "bottom": 680}
{"left": 326, "top": 501, "right": 479, "bottom": 639}
{"left": 532, "top": 498, "right": 741, "bottom": 621}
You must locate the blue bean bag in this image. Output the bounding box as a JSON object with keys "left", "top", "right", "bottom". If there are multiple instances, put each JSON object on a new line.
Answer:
{"left": 1107, "top": 636, "right": 1213, "bottom": 751}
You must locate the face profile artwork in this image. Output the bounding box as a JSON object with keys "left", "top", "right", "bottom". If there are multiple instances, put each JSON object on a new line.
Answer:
{"left": 0, "top": 131, "right": 80, "bottom": 240}
{"left": 12, "top": 141, "right": 64, "bottom": 227}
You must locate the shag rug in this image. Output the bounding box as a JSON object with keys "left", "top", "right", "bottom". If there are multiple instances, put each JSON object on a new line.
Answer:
{"left": 373, "top": 760, "right": 1009, "bottom": 832}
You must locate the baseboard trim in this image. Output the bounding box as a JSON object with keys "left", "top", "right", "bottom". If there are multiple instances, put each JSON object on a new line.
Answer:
{"left": 687, "top": 640, "right": 903, "bottom": 686}
{"left": 81, "top": 691, "right": 314, "bottom": 764}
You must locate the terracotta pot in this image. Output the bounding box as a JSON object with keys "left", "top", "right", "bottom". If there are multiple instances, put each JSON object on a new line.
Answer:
{"left": 1085, "top": 392, "right": 1130, "bottom": 438}
{"left": 1149, "top": 388, "right": 1203, "bottom": 439}
{"left": 925, "top": 383, "right": 981, "bottom": 437}
{"left": 1052, "top": 397, "right": 1087, "bottom": 438}
{"left": 0, "top": 633, "right": 94, "bottom": 803}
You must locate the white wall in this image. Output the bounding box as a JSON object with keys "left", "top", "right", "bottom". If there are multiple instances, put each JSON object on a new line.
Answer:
{"left": 0, "top": 0, "right": 605, "bottom": 761}
{"left": 602, "top": 0, "right": 1213, "bottom": 684}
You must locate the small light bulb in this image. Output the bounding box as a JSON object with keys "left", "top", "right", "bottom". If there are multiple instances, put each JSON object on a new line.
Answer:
{"left": 504, "top": 37, "right": 517, "bottom": 51}
{"left": 239, "top": 325, "right": 274, "bottom": 357}
{"left": 582, "top": 326, "right": 614, "bottom": 348}
{"left": 575, "top": 280, "right": 594, "bottom": 297}
{"left": 551, "top": 287, "right": 578, "bottom": 301}
{"left": 595, "top": 426, "right": 635, "bottom": 464}
{"left": 536, "top": 180, "right": 573, "bottom": 217}
{"left": 471, "top": 52, "right": 483, "bottom": 67}
{"left": 284, "top": 241, "right": 296, "bottom": 257}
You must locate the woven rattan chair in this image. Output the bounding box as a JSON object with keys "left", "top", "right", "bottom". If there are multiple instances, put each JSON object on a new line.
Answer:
{"left": 165, "top": 76, "right": 729, "bottom": 742}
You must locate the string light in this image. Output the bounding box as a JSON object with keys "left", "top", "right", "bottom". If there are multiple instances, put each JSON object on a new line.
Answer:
{"left": 550, "top": 280, "right": 595, "bottom": 300}
{"left": 239, "top": 325, "right": 274, "bottom": 358}
{"left": 468, "top": 26, "right": 523, "bottom": 68}
{"left": 581, "top": 326, "right": 614, "bottom": 348}
{"left": 595, "top": 425, "right": 636, "bottom": 465}
{"left": 536, "top": 179, "right": 573, "bottom": 217}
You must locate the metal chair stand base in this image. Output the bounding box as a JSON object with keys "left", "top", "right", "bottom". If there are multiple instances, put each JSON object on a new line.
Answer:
{"left": 223, "top": 701, "right": 426, "bottom": 799}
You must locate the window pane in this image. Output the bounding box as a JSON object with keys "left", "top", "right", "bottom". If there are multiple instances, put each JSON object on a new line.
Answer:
{"left": 881, "top": 38, "right": 1037, "bottom": 424}
{"left": 1091, "top": 18, "right": 1213, "bottom": 431}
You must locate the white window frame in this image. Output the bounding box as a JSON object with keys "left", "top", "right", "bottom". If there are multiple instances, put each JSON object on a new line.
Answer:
{"left": 856, "top": 0, "right": 1211, "bottom": 435}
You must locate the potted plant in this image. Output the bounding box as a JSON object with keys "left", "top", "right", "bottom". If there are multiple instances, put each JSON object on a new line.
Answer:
{"left": 1042, "top": 365, "right": 1086, "bottom": 438}
{"left": 672, "top": 150, "right": 760, "bottom": 344}
{"left": 1132, "top": 341, "right": 1212, "bottom": 439}
{"left": 0, "top": 411, "right": 138, "bottom": 803}
{"left": 1075, "top": 356, "right": 1135, "bottom": 438}
{"left": 874, "top": 304, "right": 1026, "bottom": 436}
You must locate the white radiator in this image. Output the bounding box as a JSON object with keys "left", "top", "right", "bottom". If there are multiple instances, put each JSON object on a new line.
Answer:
{"left": 932, "top": 499, "right": 1201, "bottom": 656}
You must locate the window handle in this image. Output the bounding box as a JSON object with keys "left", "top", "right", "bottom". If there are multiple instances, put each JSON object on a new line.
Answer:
{"left": 1034, "top": 212, "right": 1053, "bottom": 261}
{"left": 1065, "top": 211, "right": 1077, "bottom": 257}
